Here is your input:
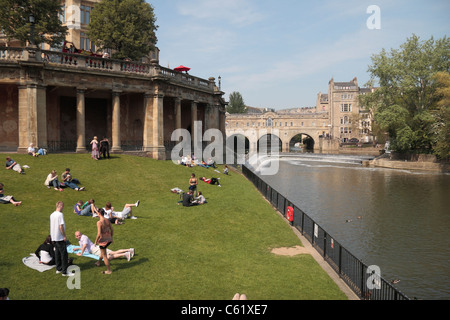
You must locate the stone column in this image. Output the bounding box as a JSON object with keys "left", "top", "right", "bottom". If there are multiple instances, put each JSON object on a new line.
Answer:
{"left": 142, "top": 92, "right": 153, "bottom": 151}
{"left": 17, "top": 84, "right": 47, "bottom": 153}
{"left": 76, "top": 88, "right": 86, "bottom": 153}
{"left": 152, "top": 91, "right": 165, "bottom": 159}
{"left": 111, "top": 91, "right": 122, "bottom": 153}
{"left": 175, "top": 97, "right": 182, "bottom": 130}
{"left": 191, "top": 101, "right": 198, "bottom": 145}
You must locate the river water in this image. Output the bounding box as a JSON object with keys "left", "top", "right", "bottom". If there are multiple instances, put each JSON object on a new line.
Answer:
{"left": 249, "top": 154, "right": 450, "bottom": 300}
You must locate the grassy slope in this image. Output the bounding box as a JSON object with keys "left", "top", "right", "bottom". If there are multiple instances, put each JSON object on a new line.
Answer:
{"left": 0, "top": 153, "right": 346, "bottom": 300}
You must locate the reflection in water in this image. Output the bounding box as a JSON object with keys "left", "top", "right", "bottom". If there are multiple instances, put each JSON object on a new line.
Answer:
{"left": 259, "top": 158, "right": 450, "bottom": 300}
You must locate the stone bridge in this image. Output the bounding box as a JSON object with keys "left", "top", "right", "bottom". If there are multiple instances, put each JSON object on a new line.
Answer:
{"left": 226, "top": 111, "right": 339, "bottom": 153}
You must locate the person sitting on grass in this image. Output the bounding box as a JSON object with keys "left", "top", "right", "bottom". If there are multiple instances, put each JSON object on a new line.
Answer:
{"left": 200, "top": 176, "right": 221, "bottom": 187}
{"left": 103, "top": 202, "right": 124, "bottom": 225}
{"left": 79, "top": 198, "right": 100, "bottom": 217}
{"left": 193, "top": 191, "right": 207, "bottom": 204}
{"left": 74, "top": 231, "right": 134, "bottom": 263}
{"left": 34, "top": 235, "right": 55, "bottom": 265}
{"left": 5, "top": 157, "right": 25, "bottom": 174}
{"left": 44, "top": 170, "right": 63, "bottom": 192}
{"left": 181, "top": 190, "right": 198, "bottom": 207}
{"left": 0, "top": 183, "right": 22, "bottom": 206}
{"left": 61, "top": 168, "right": 85, "bottom": 191}
{"left": 28, "top": 143, "right": 39, "bottom": 157}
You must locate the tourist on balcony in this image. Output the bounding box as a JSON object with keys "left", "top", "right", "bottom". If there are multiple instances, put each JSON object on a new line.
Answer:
{"left": 44, "top": 170, "right": 63, "bottom": 192}
{"left": 5, "top": 157, "right": 25, "bottom": 174}
{"left": 27, "top": 143, "right": 39, "bottom": 157}
{"left": 61, "top": 168, "right": 84, "bottom": 191}
{"left": 90, "top": 136, "right": 100, "bottom": 160}
{"left": 0, "top": 183, "right": 22, "bottom": 206}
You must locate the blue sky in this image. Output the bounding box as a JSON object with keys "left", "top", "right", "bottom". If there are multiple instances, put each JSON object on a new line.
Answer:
{"left": 149, "top": 0, "right": 449, "bottom": 110}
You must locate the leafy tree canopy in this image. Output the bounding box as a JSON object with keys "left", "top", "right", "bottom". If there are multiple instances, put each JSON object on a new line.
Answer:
{"left": 0, "top": 0, "right": 67, "bottom": 48}
{"left": 227, "top": 92, "right": 247, "bottom": 114}
{"left": 361, "top": 34, "right": 450, "bottom": 156}
{"left": 88, "top": 0, "right": 158, "bottom": 60}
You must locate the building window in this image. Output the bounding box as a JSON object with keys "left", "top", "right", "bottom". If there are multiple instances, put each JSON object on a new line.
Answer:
{"left": 80, "top": 32, "right": 95, "bottom": 51}
{"left": 341, "top": 103, "right": 352, "bottom": 112}
{"left": 59, "top": 5, "right": 65, "bottom": 23}
{"left": 80, "top": 5, "right": 93, "bottom": 25}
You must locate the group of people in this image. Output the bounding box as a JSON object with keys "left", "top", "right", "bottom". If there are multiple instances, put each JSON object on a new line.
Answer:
{"left": 74, "top": 199, "right": 139, "bottom": 222}
{"left": 44, "top": 168, "right": 85, "bottom": 192}
{"left": 179, "top": 155, "right": 217, "bottom": 169}
{"left": 38, "top": 198, "right": 139, "bottom": 276}
{"left": 27, "top": 143, "right": 46, "bottom": 157}
{"left": 90, "top": 136, "right": 110, "bottom": 160}
{"left": 180, "top": 172, "right": 225, "bottom": 207}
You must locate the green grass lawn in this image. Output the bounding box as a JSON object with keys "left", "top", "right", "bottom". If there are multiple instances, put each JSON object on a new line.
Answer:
{"left": 0, "top": 153, "right": 346, "bottom": 300}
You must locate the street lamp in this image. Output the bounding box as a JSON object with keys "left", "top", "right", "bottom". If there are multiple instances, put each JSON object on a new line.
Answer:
{"left": 29, "top": 13, "right": 35, "bottom": 46}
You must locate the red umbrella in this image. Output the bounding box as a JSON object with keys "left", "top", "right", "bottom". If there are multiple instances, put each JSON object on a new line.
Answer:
{"left": 174, "top": 65, "right": 191, "bottom": 72}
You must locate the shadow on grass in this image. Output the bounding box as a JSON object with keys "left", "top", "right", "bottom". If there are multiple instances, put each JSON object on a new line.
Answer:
{"left": 71, "top": 257, "right": 149, "bottom": 272}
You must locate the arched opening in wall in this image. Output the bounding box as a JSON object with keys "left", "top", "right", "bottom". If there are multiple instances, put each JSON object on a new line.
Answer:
{"left": 226, "top": 134, "right": 249, "bottom": 154}
{"left": 289, "top": 133, "right": 315, "bottom": 152}
{"left": 258, "top": 134, "right": 282, "bottom": 154}
{"left": 225, "top": 134, "right": 249, "bottom": 164}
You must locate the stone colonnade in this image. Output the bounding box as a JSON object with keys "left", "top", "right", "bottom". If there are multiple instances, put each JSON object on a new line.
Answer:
{"left": 16, "top": 84, "right": 221, "bottom": 160}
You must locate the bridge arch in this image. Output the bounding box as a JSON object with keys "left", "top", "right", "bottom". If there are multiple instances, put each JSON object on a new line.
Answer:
{"left": 258, "top": 133, "right": 282, "bottom": 153}
{"left": 287, "top": 132, "right": 316, "bottom": 152}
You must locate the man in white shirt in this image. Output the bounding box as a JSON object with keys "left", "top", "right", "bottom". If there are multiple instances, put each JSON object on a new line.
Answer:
{"left": 50, "top": 201, "right": 72, "bottom": 276}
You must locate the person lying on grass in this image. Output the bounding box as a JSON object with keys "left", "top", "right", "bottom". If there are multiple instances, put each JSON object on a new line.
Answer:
{"left": 0, "top": 183, "right": 22, "bottom": 206}
{"left": 74, "top": 230, "right": 134, "bottom": 264}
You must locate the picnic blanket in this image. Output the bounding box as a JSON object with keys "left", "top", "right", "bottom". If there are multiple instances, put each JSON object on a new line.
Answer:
{"left": 22, "top": 253, "right": 55, "bottom": 272}
{"left": 67, "top": 244, "right": 99, "bottom": 260}
{"left": 171, "top": 187, "right": 184, "bottom": 194}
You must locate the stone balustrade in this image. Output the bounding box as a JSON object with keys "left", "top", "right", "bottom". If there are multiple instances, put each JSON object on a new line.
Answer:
{"left": 0, "top": 46, "right": 215, "bottom": 91}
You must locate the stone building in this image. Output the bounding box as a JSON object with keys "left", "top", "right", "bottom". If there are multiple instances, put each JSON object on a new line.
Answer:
{"left": 226, "top": 77, "right": 375, "bottom": 153}
{"left": 0, "top": 0, "right": 226, "bottom": 159}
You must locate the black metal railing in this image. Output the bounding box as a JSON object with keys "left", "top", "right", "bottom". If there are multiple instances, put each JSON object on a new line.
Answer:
{"left": 242, "top": 165, "right": 409, "bottom": 300}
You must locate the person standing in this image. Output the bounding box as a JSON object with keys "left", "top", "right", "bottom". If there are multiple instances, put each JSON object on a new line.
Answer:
{"left": 50, "top": 201, "right": 72, "bottom": 277}
{"left": 90, "top": 136, "right": 100, "bottom": 160}
{"left": 95, "top": 209, "right": 114, "bottom": 274}
{"left": 99, "top": 137, "right": 110, "bottom": 159}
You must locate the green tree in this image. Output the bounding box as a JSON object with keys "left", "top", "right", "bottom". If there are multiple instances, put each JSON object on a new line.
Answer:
{"left": 227, "top": 92, "right": 247, "bottom": 114}
{"left": 0, "top": 0, "right": 67, "bottom": 48}
{"left": 432, "top": 72, "right": 450, "bottom": 159}
{"left": 362, "top": 34, "right": 450, "bottom": 153}
{"left": 88, "top": 0, "right": 158, "bottom": 60}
